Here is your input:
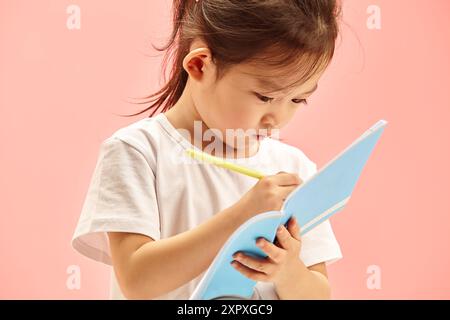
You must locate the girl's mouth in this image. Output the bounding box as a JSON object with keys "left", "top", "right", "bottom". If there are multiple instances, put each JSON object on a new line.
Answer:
{"left": 253, "top": 134, "right": 266, "bottom": 140}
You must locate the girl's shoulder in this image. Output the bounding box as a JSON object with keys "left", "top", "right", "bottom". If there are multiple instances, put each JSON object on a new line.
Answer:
{"left": 109, "top": 116, "right": 163, "bottom": 150}
{"left": 97, "top": 115, "right": 168, "bottom": 169}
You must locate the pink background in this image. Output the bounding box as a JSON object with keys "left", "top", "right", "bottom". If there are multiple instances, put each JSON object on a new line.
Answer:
{"left": 1, "top": 0, "right": 449, "bottom": 299}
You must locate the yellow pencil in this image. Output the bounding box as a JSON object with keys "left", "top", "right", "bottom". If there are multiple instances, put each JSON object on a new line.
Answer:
{"left": 185, "top": 148, "right": 266, "bottom": 180}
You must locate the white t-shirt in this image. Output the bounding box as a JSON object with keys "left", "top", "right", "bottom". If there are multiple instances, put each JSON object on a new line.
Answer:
{"left": 71, "top": 112, "right": 342, "bottom": 300}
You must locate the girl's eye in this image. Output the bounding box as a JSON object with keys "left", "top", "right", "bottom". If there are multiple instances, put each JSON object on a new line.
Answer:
{"left": 255, "top": 93, "right": 274, "bottom": 103}
{"left": 292, "top": 98, "right": 308, "bottom": 105}
{"left": 255, "top": 93, "right": 308, "bottom": 105}
{"left": 255, "top": 92, "right": 308, "bottom": 105}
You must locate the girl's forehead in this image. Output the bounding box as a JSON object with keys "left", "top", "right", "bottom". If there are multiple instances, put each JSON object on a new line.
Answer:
{"left": 230, "top": 64, "right": 288, "bottom": 85}
{"left": 229, "top": 63, "right": 322, "bottom": 95}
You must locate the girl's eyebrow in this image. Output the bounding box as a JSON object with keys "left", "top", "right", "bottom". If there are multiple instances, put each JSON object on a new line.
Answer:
{"left": 256, "top": 77, "right": 319, "bottom": 95}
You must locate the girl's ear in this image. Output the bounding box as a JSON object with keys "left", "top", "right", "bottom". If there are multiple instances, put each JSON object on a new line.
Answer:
{"left": 182, "top": 47, "right": 215, "bottom": 81}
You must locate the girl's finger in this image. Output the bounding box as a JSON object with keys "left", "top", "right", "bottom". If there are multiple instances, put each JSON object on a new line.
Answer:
{"left": 287, "top": 217, "right": 301, "bottom": 241}
{"left": 256, "top": 238, "right": 286, "bottom": 264}
{"left": 275, "top": 225, "right": 293, "bottom": 250}
{"left": 230, "top": 260, "right": 268, "bottom": 282}
{"left": 232, "top": 252, "right": 273, "bottom": 274}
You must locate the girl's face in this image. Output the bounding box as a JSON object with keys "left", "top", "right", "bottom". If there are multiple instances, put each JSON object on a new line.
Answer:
{"left": 193, "top": 62, "right": 324, "bottom": 153}
{"left": 175, "top": 40, "right": 326, "bottom": 156}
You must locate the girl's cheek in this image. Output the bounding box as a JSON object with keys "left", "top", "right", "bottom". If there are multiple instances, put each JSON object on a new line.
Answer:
{"left": 227, "top": 111, "right": 254, "bottom": 129}
{"left": 219, "top": 94, "right": 259, "bottom": 129}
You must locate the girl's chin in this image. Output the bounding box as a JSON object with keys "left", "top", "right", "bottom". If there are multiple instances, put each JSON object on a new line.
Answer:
{"left": 231, "top": 140, "right": 260, "bottom": 156}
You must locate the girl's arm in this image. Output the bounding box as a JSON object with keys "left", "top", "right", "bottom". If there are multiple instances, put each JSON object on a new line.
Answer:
{"left": 108, "top": 202, "right": 247, "bottom": 299}
{"left": 108, "top": 172, "right": 300, "bottom": 299}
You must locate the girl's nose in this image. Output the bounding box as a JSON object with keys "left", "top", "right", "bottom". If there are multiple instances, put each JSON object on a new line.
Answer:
{"left": 261, "top": 115, "right": 278, "bottom": 130}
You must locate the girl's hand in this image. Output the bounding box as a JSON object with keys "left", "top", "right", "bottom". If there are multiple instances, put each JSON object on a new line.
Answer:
{"left": 230, "top": 217, "right": 303, "bottom": 286}
{"left": 234, "top": 171, "right": 302, "bottom": 222}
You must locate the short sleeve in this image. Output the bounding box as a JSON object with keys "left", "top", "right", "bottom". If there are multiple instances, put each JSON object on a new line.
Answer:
{"left": 297, "top": 157, "right": 343, "bottom": 267}
{"left": 71, "top": 137, "right": 160, "bottom": 265}
{"left": 300, "top": 219, "right": 342, "bottom": 267}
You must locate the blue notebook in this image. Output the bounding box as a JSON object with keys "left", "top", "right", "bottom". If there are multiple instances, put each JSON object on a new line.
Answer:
{"left": 189, "top": 119, "right": 388, "bottom": 300}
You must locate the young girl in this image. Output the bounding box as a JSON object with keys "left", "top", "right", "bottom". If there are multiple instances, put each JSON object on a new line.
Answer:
{"left": 72, "top": 0, "right": 343, "bottom": 300}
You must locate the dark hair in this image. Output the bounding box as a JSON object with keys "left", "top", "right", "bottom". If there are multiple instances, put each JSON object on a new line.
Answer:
{"left": 123, "top": 0, "right": 342, "bottom": 118}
